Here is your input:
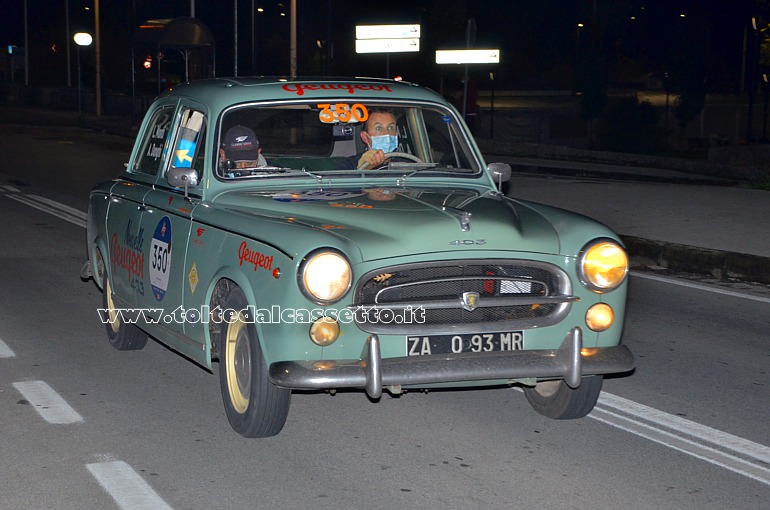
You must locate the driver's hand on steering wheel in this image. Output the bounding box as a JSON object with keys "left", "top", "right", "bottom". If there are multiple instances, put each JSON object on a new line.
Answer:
{"left": 357, "top": 149, "right": 387, "bottom": 170}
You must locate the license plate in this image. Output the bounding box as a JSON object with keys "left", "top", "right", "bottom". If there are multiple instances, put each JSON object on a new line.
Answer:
{"left": 406, "top": 332, "right": 523, "bottom": 356}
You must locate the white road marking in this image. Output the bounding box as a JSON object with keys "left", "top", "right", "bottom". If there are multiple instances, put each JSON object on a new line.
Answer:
{"left": 591, "top": 408, "right": 770, "bottom": 487}
{"left": 12, "top": 380, "right": 84, "bottom": 424}
{"left": 598, "top": 392, "right": 770, "bottom": 464}
{"left": 86, "top": 461, "right": 173, "bottom": 510}
{"left": 631, "top": 271, "right": 770, "bottom": 304}
{"left": 5, "top": 193, "right": 86, "bottom": 228}
{"left": 0, "top": 184, "right": 21, "bottom": 193}
{"left": 594, "top": 392, "right": 770, "bottom": 486}
{"left": 0, "top": 338, "right": 16, "bottom": 358}
{"left": 28, "top": 194, "right": 87, "bottom": 220}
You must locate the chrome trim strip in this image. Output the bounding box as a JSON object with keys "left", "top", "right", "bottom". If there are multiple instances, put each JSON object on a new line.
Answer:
{"left": 373, "top": 275, "right": 551, "bottom": 303}
{"left": 353, "top": 294, "right": 578, "bottom": 311}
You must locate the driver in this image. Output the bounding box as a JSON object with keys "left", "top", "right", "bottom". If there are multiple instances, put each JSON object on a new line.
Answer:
{"left": 344, "top": 110, "right": 399, "bottom": 170}
{"left": 220, "top": 125, "right": 267, "bottom": 169}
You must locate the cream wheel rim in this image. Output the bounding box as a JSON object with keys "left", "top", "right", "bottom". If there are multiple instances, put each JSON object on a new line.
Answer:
{"left": 225, "top": 312, "right": 252, "bottom": 414}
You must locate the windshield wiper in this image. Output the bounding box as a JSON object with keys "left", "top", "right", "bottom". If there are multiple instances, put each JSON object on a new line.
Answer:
{"left": 225, "top": 166, "right": 325, "bottom": 179}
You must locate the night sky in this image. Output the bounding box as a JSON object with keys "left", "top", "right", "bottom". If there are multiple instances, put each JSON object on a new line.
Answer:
{"left": 0, "top": 0, "right": 765, "bottom": 96}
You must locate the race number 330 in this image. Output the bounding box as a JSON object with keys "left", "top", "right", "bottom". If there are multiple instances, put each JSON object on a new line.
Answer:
{"left": 150, "top": 216, "right": 172, "bottom": 301}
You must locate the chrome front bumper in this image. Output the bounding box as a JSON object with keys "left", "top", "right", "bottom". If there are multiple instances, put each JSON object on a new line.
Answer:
{"left": 268, "top": 327, "right": 635, "bottom": 399}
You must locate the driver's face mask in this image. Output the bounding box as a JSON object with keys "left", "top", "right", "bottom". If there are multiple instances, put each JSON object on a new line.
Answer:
{"left": 370, "top": 134, "right": 398, "bottom": 153}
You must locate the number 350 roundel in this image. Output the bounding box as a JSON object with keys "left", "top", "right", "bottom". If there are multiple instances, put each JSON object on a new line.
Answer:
{"left": 150, "top": 216, "right": 172, "bottom": 301}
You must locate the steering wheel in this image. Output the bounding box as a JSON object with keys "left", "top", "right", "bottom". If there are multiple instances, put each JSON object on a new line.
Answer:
{"left": 383, "top": 151, "right": 423, "bottom": 163}
{"left": 359, "top": 151, "right": 424, "bottom": 170}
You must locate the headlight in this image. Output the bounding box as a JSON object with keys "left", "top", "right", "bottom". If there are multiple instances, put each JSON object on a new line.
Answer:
{"left": 578, "top": 239, "right": 628, "bottom": 292}
{"left": 299, "top": 250, "right": 352, "bottom": 303}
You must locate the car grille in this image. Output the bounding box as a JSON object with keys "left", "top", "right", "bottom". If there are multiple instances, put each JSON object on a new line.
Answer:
{"left": 351, "top": 260, "right": 575, "bottom": 335}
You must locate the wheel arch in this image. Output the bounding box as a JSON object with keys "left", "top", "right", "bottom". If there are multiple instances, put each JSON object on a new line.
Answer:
{"left": 204, "top": 268, "right": 265, "bottom": 363}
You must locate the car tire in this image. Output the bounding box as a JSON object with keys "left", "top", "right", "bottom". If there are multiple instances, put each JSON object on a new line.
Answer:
{"left": 216, "top": 285, "right": 291, "bottom": 437}
{"left": 102, "top": 277, "right": 148, "bottom": 351}
{"left": 523, "top": 376, "right": 603, "bottom": 420}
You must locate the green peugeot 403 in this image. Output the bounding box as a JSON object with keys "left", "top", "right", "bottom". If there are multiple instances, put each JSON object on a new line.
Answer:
{"left": 84, "top": 77, "right": 634, "bottom": 437}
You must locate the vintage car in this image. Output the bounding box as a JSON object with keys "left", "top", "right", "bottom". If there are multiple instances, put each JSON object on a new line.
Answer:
{"left": 83, "top": 77, "right": 634, "bottom": 437}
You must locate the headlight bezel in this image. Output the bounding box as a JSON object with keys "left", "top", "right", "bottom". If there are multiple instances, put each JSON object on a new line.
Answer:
{"left": 298, "top": 249, "right": 352, "bottom": 305}
{"left": 578, "top": 238, "right": 628, "bottom": 293}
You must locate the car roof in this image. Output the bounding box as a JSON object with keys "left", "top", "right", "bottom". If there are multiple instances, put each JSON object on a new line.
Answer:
{"left": 159, "top": 77, "right": 449, "bottom": 111}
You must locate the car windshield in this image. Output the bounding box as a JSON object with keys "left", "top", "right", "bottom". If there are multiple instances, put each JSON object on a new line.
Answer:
{"left": 215, "top": 101, "right": 481, "bottom": 180}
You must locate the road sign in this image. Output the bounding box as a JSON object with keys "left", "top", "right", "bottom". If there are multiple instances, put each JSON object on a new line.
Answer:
{"left": 356, "top": 38, "right": 420, "bottom": 54}
{"left": 356, "top": 25, "right": 420, "bottom": 40}
{"left": 435, "top": 49, "right": 500, "bottom": 64}
{"left": 355, "top": 24, "right": 421, "bottom": 54}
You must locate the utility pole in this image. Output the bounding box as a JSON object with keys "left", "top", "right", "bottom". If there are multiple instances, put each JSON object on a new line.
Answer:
{"left": 234, "top": 0, "right": 239, "bottom": 76}
{"left": 95, "top": 0, "right": 102, "bottom": 116}
{"left": 290, "top": 0, "right": 297, "bottom": 78}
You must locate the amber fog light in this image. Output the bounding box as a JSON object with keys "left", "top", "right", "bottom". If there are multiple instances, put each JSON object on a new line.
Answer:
{"left": 309, "top": 317, "right": 340, "bottom": 346}
{"left": 586, "top": 303, "right": 614, "bottom": 332}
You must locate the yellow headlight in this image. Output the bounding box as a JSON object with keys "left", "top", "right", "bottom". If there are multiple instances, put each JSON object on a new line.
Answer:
{"left": 579, "top": 240, "right": 628, "bottom": 292}
{"left": 300, "top": 251, "right": 351, "bottom": 303}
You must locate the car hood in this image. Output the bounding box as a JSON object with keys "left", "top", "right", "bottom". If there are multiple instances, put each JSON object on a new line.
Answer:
{"left": 211, "top": 185, "right": 586, "bottom": 261}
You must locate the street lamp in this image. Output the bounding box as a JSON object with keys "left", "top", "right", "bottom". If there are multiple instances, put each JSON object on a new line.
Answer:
{"left": 73, "top": 32, "right": 92, "bottom": 118}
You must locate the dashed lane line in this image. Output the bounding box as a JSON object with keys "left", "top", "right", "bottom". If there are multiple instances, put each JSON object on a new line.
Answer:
{"left": 86, "top": 461, "right": 174, "bottom": 510}
{"left": 0, "top": 338, "right": 15, "bottom": 358}
{"left": 12, "top": 380, "right": 84, "bottom": 424}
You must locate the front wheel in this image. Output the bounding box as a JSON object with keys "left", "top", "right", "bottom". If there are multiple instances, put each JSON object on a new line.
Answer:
{"left": 102, "top": 277, "right": 148, "bottom": 351}
{"left": 523, "top": 376, "right": 603, "bottom": 419}
{"left": 216, "top": 285, "right": 291, "bottom": 437}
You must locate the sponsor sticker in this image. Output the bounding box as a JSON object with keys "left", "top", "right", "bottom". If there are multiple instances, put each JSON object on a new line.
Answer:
{"left": 150, "top": 216, "right": 172, "bottom": 301}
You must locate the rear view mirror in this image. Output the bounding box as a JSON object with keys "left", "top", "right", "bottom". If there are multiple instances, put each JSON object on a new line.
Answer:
{"left": 167, "top": 167, "right": 199, "bottom": 188}
{"left": 487, "top": 162, "right": 511, "bottom": 189}
{"left": 167, "top": 167, "right": 199, "bottom": 200}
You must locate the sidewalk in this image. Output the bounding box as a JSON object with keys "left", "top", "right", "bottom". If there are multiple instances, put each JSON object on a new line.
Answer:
{"left": 501, "top": 166, "right": 770, "bottom": 285}
{"left": 2, "top": 104, "right": 769, "bottom": 285}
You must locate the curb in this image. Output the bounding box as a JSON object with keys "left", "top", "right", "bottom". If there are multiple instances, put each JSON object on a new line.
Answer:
{"left": 622, "top": 235, "right": 770, "bottom": 285}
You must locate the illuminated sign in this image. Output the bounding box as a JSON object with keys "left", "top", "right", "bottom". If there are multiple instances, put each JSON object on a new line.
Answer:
{"left": 435, "top": 49, "right": 500, "bottom": 64}
{"left": 355, "top": 24, "right": 421, "bottom": 54}
{"left": 356, "top": 39, "right": 419, "bottom": 54}
{"left": 356, "top": 25, "right": 421, "bottom": 40}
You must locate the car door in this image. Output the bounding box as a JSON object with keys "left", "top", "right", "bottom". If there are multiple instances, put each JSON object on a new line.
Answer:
{"left": 105, "top": 102, "right": 177, "bottom": 307}
{"left": 136, "top": 104, "right": 207, "bottom": 360}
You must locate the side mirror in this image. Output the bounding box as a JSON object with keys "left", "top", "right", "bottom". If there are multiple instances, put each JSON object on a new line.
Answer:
{"left": 487, "top": 162, "right": 511, "bottom": 188}
{"left": 167, "top": 167, "right": 199, "bottom": 200}
{"left": 167, "top": 167, "right": 199, "bottom": 188}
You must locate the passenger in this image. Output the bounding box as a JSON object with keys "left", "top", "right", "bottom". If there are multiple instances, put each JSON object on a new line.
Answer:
{"left": 220, "top": 125, "right": 267, "bottom": 169}
{"left": 344, "top": 110, "right": 399, "bottom": 170}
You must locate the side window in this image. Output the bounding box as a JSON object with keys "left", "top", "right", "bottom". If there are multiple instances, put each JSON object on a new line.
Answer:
{"left": 135, "top": 106, "right": 175, "bottom": 176}
{"left": 170, "top": 109, "right": 207, "bottom": 176}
